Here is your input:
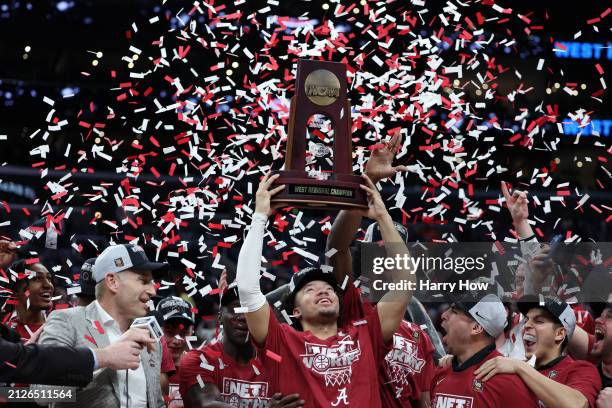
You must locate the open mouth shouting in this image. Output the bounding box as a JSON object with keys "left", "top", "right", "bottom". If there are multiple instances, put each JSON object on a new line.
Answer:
{"left": 523, "top": 333, "right": 537, "bottom": 353}
{"left": 593, "top": 325, "right": 606, "bottom": 352}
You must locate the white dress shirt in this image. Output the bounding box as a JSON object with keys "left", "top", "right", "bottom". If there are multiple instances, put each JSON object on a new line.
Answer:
{"left": 94, "top": 301, "right": 148, "bottom": 408}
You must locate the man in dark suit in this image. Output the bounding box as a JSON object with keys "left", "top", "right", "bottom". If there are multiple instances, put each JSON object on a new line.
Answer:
{"left": 1, "top": 323, "right": 155, "bottom": 386}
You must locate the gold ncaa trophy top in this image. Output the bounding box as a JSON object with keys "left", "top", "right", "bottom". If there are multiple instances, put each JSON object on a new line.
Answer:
{"left": 271, "top": 59, "right": 368, "bottom": 209}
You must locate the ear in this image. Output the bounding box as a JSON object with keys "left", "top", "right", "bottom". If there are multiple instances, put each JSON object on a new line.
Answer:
{"left": 293, "top": 305, "right": 302, "bottom": 319}
{"left": 554, "top": 326, "right": 567, "bottom": 344}
{"left": 105, "top": 273, "right": 120, "bottom": 294}
{"left": 472, "top": 322, "right": 486, "bottom": 336}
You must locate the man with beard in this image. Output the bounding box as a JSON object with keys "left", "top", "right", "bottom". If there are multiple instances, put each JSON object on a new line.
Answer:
{"left": 179, "top": 283, "right": 302, "bottom": 407}
{"left": 474, "top": 296, "right": 600, "bottom": 408}
{"left": 7, "top": 259, "right": 54, "bottom": 342}
{"left": 236, "top": 172, "right": 415, "bottom": 407}
{"left": 430, "top": 293, "right": 539, "bottom": 407}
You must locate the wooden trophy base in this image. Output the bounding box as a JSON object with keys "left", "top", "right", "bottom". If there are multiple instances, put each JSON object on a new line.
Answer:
{"left": 271, "top": 170, "right": 368, "bottom": 209}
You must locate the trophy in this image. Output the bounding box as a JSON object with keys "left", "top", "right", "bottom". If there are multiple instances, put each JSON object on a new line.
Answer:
{"left": 271, "top": 59, "right": 367, "bottom": 209}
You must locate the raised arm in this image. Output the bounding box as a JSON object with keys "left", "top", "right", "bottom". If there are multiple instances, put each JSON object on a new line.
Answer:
{"left": 325, "top": 131, "right": 407, "bottom": 284}
{"left": 501, "top": 181, "right": 534, "bottom": 239}
{"left": 236, "top": 173, "right": 285, "bottom": 346}
{"left": 358, "top": 174, "right": 414, "bottom": 342}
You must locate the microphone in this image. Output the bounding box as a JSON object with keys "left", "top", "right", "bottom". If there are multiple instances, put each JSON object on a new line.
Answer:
{"left": 130, "top": 316, "right": 163, "bottom": 342}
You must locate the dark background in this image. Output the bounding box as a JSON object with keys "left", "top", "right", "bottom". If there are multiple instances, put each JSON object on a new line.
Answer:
{"left": 0, "top": 1, "right": 609, "bottom": 312}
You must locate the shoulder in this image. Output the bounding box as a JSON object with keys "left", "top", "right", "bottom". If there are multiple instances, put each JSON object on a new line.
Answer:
{"left": 47, "top": 306, "right": 86, "bottom": 321}
{"left": 181, "top": 345, "right": 220, "bottom": 369}
{"left": 564, "top": 357, "right": 599, "bottom": 375}
{"left": 487, "top": 371, "right": 532, "bottom": 391}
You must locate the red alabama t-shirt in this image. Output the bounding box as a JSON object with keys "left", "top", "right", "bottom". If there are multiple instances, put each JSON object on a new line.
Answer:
{"left": 258, "top": 305, "right": 389, "bottom": 408}
{"left": 430, "top": 345, "right": 539, "bottom": 408}
{"left": 537, "top": 355, "right": 601, "bottom": 408}
{"left": 179, "top": 340, "right": 272, "bottom": 406}
{"left": 342, "top": 282, "right": 436, "bottom": 407}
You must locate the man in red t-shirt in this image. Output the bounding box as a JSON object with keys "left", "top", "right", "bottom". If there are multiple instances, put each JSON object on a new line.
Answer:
{"left": 430, "top": 293, "right": 539, "bottom": 407}
{"left": 475, "top": 296, "right": 601, "bottom": 407}
{"left": 328, "top": 219, "right": 436, "bottom": 407}
{"left": 179, "top": 284, "right": 302, "bottom": 408}
{"left": 236, "top": 173, "right": 415, "bottom": 407}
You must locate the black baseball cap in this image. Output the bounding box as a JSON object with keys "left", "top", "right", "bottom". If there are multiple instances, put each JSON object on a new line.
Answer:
{"left": 517, "top": 295, "right": 576, "bottom": 340}
{"left": 77, "top": 258, "right": 96, "bottom": 298}
{"left": 589, "top": 301, "right": 612, "bottom": 318}
{"left": 156, "top": 296, "right": 194, "bottom": 324}
{"left": 284, "top": 267, "right": 339, "bottom": 311}
{"left": 220, "top": 282, "right": 240, "bottom": 308}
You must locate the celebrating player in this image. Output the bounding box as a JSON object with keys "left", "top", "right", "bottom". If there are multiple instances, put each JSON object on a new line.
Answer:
{"left": 430, "top": 293, "right": 539, "bottom": 407}
{"left": 179, "top": 283, "right": 303, "bottom": 408}
{"left": 474, "top": 296, "right": 600, "bottom": 408}
{"left": 235, "top": 171, "right": 414, "bottom": 407}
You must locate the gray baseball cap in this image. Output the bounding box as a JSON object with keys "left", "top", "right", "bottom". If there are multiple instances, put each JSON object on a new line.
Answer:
{"left": 453, "top": 293, "right": 508, "bottom": 338}
{"left": 93, "top": 244, "right": 168, "bottom": 283}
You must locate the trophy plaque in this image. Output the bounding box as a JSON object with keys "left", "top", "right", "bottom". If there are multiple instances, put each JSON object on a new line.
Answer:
{"left": 271, "top": 59, "right": 367, "bottom": 209}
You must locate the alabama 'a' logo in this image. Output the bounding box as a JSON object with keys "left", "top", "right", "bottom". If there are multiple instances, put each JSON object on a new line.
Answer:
{"left": 301, "top": 336, "right": 361, "bottom": 386}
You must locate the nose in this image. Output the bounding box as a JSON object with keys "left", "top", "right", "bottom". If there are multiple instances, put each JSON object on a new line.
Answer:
{"left": 317, "top": 287, "right": 332, "bottom": 297}
{"left": 145, "top": 283, "right": 156, "bottom": 297}
{"left": 42, "top": 276, "right": 54, "bottom": 290}
{"left": 441, "top": 309, "right": 449, "bottom": 321}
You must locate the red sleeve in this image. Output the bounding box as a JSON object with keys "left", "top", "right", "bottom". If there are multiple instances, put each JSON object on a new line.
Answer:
{"left": 258, "top": 308, "right": 285, "bottom": 352}
{"left": 160, "top": 336, "right": 176, "bottom": 374}
{"left": 418, "top": 330, "right": 436, "bottom": 393}
{"left": 363, "top": 306, "right": 392, "bottom": 364}
{"left": 339, "top": 282, "right": 374, "bottom": 327}
{"left": 178, "top": 350, "right": 203, "bottom": 399}
{"left": 564, "top": 361, "right": 602, "bottom": 408}
{"left": 255, "top": 311, "right": 285, "bottom": 388}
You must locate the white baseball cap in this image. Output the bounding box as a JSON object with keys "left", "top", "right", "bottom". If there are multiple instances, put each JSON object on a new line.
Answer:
{"left": 93, "top": 244, "right": 168, "bottom": 283}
